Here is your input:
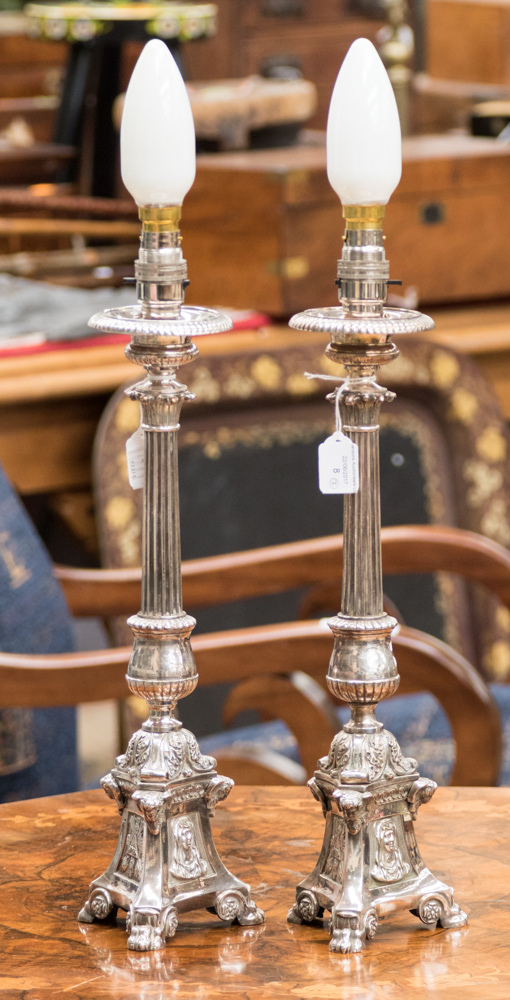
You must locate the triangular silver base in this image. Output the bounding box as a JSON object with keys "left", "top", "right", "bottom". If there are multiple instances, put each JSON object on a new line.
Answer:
{"left": 288, "top": 731, "right": 467, "bottom": 953}
{"left": 79, "top": 726, "right": 264, "bottom": 951}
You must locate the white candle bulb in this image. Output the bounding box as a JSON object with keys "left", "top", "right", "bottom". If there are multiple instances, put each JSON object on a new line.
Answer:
{"left": 121, "top": 38, "right": 196, "bottom": 206}
{"left": 327, "top": 38, "right": 401, "bottom": 206}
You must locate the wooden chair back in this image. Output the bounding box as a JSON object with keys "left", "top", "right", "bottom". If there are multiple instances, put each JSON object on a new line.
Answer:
{"left": 1, "top": 521, "right": 506, "bottom": 786}
{"left": 0, "top": 614, "right": 500, "bottom": 788}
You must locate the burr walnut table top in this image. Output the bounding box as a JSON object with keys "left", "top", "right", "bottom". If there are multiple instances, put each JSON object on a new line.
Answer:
{"left": 0, "top": 786, "right": 510, "bottom": 999}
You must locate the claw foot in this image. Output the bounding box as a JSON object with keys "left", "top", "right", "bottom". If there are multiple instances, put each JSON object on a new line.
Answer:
{"left": 127, "top": 923, "right": 165, "bottom": 952}
{"left": 330, "top": 927, "right": 365, "bottom": 954}
{"left": 126, "top": 905, "right": 178, "bottom": 951}
{"left": 329, "top": 909, "right": 378, "bottom": 953}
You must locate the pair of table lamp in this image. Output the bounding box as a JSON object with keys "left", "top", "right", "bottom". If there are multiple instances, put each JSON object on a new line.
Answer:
{"left": 78, "top": 38, "right": 467, "bottom": 954}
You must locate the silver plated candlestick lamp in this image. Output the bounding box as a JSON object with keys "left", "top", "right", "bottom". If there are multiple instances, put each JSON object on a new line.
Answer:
{"left": 78, "top": 40, "right": 264, "bottom": 952}
{"left": 287, "top": 39, "right": 467, "bottom": 954}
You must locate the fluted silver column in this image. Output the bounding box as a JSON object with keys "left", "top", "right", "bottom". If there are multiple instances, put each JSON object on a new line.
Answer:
{"left": 142, "top": 420, "right": 182, "bottom": 618}
{"left": 126, "top": 369, "right": 198, "bottom": 736}
{"left": 340, "top": 386, "right": 388, "bottom": 618}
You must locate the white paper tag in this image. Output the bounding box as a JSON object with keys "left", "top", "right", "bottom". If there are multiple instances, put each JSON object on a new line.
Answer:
{"left": 126, "top": 426, "right": 145, "bottom": 489}
{"left": 318, "top": 432, "right": 359, "bottom": 494}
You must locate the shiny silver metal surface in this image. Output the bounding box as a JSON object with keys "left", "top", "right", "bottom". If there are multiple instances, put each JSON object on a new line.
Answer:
{"left": 288, "top": 305, "right": 434, "bottom": 338}
{"left": 79, "top": 221, "right": 264, "bottom": 951}
{"left": 88, "top": 304, "right": 233, "bottom": 339}
{"left": 287, "top": 216, "right": 467, "bottom": 953}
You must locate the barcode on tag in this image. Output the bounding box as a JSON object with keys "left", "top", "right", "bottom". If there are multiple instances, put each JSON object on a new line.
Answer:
{"left": 318, "top": 432, "right": 359, "bottom": 494}
{"left": 126, "top": 426, "right": 145, "bottom": 489}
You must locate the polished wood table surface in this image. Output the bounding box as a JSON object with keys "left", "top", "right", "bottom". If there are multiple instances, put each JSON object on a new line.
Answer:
{"left": 0, "top": 785, "right": 509, "bottom": 999}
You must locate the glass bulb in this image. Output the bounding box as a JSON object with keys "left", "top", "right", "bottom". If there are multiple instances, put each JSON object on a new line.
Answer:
{"left": 121, "top": 39, "right": 196, "bottom": 206}
{"left": 327, "top": 38, "right": 401, "bottom": 206}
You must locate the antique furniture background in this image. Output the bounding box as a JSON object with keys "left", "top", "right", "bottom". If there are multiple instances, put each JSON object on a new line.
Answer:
{"left": 0, "top": 141, "right": 75, "bottom": 187}
{"left": 0, "top": 133, "right": 509, "bottom": 304}
{"left": 181, "top": 0, "right": 385, "bottom": 130}
{"left": 0, "top": 22, "right": 74, "bottom": 184}
{"left": 427, "top": 0, "right": 510, "bottom": 89}
{"left": 0, "top": 19, "right": 66, "bottom": 103}
{"left": 412, "top": 0, "right": 510, "bottom": 134}
{"left": 0, "top": 188, "right": 138, "bottom": 267}
{"left": 2, "top": 313, "right": 510, "bottom": 509}
{"left": 182, "top": 134, "right": 510, "bottom": 315}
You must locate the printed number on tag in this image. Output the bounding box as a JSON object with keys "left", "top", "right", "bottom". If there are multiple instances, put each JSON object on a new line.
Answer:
{"left": 318, "top": 433, "right": 359, "bottom": 494}
{"left": 126, "top": 426, "right": 144, "bottom": 489}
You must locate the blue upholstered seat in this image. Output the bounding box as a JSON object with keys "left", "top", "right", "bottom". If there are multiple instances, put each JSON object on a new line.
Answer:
{"left": 0, "top": 463, "right": 78, "bottom": 803}
{"left": 201, "top": 686, "right": 510, "bottom": 787}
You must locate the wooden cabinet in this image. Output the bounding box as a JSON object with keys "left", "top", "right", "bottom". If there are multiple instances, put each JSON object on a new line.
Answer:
{"left": 184, "top": 134, "right": 510, "bottom": 315}
{"left": 183, "top": 0, "right": 384, "bottom": 128}
{"left": 427, "top": 0, "right": 510, "bottom": 87}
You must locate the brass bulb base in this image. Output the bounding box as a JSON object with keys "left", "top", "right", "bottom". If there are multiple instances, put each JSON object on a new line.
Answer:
{"left": 343, "top": 204, "right": 386, "bottom": 231}
{"left": 139, "top": 205, "right": 182, "bottom": 233}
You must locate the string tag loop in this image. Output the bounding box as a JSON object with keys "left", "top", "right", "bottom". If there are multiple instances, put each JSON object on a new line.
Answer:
{"left": 311, "top": 379, "right": 359, "bottom": 495}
